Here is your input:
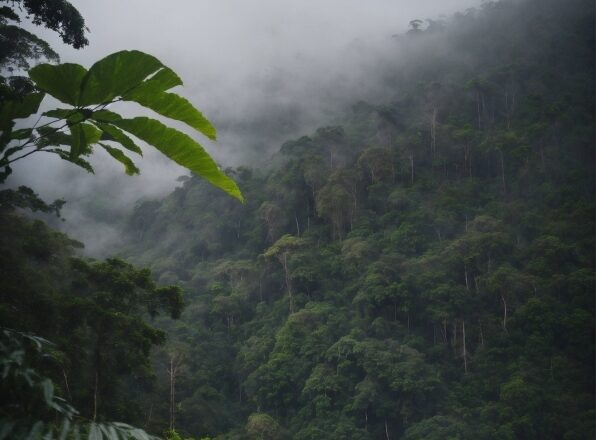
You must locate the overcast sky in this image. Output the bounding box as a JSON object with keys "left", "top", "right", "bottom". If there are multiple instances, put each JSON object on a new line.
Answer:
{"left": 13, "top": 0, "right": 481, "bottom": 253}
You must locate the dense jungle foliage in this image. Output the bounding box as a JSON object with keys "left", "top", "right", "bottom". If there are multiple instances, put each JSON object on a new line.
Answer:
{"left": 1, "top": 0, "right": 594, "bottom": 439}
{"left": 115, "top": 0, "right": 595, "bottom": 438}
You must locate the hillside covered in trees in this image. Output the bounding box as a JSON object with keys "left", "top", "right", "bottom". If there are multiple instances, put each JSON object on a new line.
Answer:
{"left": 116, "top": 0, "right": 595, "bottom": 438}
{"left": 1, "top": 0, "right": 594, "bottom": 439}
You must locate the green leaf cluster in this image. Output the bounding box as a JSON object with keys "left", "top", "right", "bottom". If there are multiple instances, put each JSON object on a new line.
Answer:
{"left": 0, "top": 50, "right": 242, "bottom": 201}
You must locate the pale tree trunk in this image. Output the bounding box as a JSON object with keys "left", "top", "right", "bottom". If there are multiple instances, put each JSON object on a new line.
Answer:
{"left": 92, "top": 339, "right": 101, "bottom": 422}
{"left": 385, "top": 418, "right": 390, "bottom": 440}
{"left": 168, "top": 353, "right": 184, "bottom": 431}
{"left": 62, "top": 369, "right": 72, "bottom": 402}
{"left": 442, "top": 319, "right": 447, "bottom": 344}
{"left": 93, "top": 372, "right": 98, "bottom": 422}
{"left": 462, "top": 320, "right": 468, "bottom": 374}
{"left": 501, "top": 294, "right": 508, "bottom": 332}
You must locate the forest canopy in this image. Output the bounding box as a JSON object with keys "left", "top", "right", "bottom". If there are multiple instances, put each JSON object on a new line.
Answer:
{"left": 0, "top": 0, "right": 594, "bottom": 439}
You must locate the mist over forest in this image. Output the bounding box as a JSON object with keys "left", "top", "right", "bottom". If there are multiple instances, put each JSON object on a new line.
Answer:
{"left": 0, "top": 1, "right": 594, "bottom": 440}
{"left": 10, "top": 0, "right": 481, "bottom": 254}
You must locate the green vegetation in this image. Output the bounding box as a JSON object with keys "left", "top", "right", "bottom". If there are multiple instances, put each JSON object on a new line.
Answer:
{"left": 118, "top": 0, "right": 594, "bottom": 438}
{"left": 0, "top": 0, "right": 239, "bottom": 438}
{"left": 1, "top": 0, "right": 594, "bottom": 439}
{"left": 1, "top": 50, "right": 243, "bottom": 201}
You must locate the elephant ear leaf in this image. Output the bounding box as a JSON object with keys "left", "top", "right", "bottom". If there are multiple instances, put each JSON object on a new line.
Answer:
{"left": 28, "top": 64, "right": 87, "bottom": 105}
{"left": 113, "top": 117, "right": 243, "bottom": 202}
{"left": 0, "top": 93, "right": 45, "bottom": 130}
{"left": 99, "top": 143, "right": 139, "bottom": 175}
{"left": 123, "top": 89, "right": 216, "bottom": 140}
{"left": 144, "top": 67, "right": 183, "bottom": 91}
{"left": 13, "top": 50, "right": 243, "bottom": 202}
{"left": 96, "top": 123, "right": 142, "bottom": 156}
{"left": 69, "top": 123, "right": 102, "bottom": 158}
{"left": 78, "top": 50, "right": 164, "bottom": 106}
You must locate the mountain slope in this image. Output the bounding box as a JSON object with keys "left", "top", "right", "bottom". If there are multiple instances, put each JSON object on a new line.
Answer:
{"left": 119, "top": 1, "right": 595, "bottom": 438}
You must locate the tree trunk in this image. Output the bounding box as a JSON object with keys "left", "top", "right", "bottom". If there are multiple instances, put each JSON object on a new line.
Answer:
{"left": 93, "top": 371, "right": 98, "bottom": 422}
{"left": 462, "top": 320, "right": 468, "bottom": 374}
{"left": 62, "top": 369, "right": 72, "bottom": 402}
{"left": 442, "top": 318, "right": 447, "bottom": 344}
{"left": 93, "top": 337, "right": 102, "bottom": 422}
{"left": 168, "top": 353, "right": 184, "bottom": 431}
{"left": 169, "top": 357, "right": 175, "bottom": 430}
{"left": 501, "top": 293, "right": 508, "bottom": 332}
{"left": 452, "top": 319, "right": 457, "bottom": 355}
{"left": 385, "top": 417, "right": 390, "bottom": 440}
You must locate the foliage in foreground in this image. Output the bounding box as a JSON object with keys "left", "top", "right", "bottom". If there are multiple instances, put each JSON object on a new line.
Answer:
{"left": 0, "top": 187, "right": 185, "bottom": 436}
{"left": 0, "top": 50, "right": 243, "bottom": 201}
{"left": 0, "top": 328, "right": 160, "bottom": 440}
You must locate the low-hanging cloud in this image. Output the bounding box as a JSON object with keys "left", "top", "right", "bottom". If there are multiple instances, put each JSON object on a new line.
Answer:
{"left": 10, "top": 0, "right": 480, "bottom": 255}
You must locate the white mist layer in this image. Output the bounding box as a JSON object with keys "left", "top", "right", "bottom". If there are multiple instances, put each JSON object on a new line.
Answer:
{"left": 10, "top": 0, "right": 480, "bottom": 255}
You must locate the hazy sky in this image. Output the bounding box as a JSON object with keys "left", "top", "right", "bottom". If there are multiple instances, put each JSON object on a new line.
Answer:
{"left": 13, "top": 0, "right": 481, "bottom": 253}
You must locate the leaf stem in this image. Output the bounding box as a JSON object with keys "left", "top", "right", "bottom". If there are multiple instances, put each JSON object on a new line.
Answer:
{"left": 2, "top": 101, "right": 116, "bottom": 166}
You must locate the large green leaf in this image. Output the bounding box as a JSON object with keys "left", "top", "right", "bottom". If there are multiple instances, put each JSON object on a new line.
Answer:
{"left": 44, "top": 108, "right": 80, "bottom": 120}
{"left": 90, "top": 109, "right": 123, "bottom": 123}
{"left": 78, "top": 51, "right": 163, "bottom": 106}
{"left": 28, "top": 63, "right": 87, "bottom": 105}
{"left": 99, "top": 143, "right": 139, "bottom": 175}
{"left": 0, "top": 92, "right": 45, "bottom": 129}
{"left": 96, "top": 122, "right": 142, "bottom": 155}
{"left": 113, "top": 117, "right": 243, "bottom": 201}
{"left": 123, "top": 89, "right": 216, "bottom": 140}
{"left": 36, "top": 126, "right": 71, "bottom": 148}
{"left": 9, "top": 128, "right": 33, "bottom": 140}
{"left": 50, "top": 148, "right": 94, "bottom": 173}
{"left": 88, "top": 423, "right": 102, "bottom": 440}
{"left": 70, "top": 122, "right": 101, "bottom": 158}
{"left": 145, "top": 67, "right": 183, "bottom": 91}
